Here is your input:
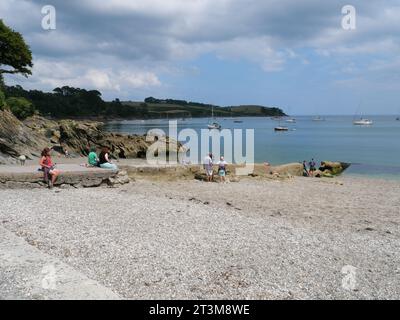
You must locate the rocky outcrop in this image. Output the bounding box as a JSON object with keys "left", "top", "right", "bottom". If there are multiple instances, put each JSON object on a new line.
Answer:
{"left": 192, "top": 163, "right": 303, "bottom": 182}
{"left": 0, "top": 110, "right": 49, "bottom": 163}
{"left": 1, "top": 112, "right": 181, "bottom": 162}
{"left": 57, "top": 120, "right": 181, "bottom": 159}
{"left": 315, "top": 161, "right": 351, "bottom": 177}
{"left": 190, "top": 161, "right": 350, "bottom": 182}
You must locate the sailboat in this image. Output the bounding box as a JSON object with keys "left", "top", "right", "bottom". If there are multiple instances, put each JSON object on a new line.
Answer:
{"left": 312, "top": 116, "right": 326, "bottom": 121}
{"left": 207, "top": 106, "right": 221, "bottom": 130}
{"left": 274, "top": 119, "right": 289, "bottom": 131}
{"left": 285, "top": 118, "right": 296, "bottom": 123}
{"left": 274, "top": 126, "right": 289, "bottom": 131}
{"left": 353, "top": 118, "right": 373, "bottom": 125}
{"left": 353, "top": 101, "right": 373, "bottom": 126}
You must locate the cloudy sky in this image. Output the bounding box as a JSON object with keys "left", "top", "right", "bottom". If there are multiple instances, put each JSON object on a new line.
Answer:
{"left": 1, "top": 0, "right": 400, "bottom": 114}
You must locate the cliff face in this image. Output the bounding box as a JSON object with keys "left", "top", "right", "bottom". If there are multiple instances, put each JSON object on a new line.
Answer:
{"left": 0, "top": 110, "right": 49, "bottom": 163}
{"left": 0, "top": 111, "right": 180, "bottom": 163}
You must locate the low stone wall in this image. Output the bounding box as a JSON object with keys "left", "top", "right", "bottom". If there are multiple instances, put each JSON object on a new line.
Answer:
{"left": 0, "top": 164, "right": 130, "bottom": 189}
{"left": 121, "top": 162, "right": 304, "bottom": 182}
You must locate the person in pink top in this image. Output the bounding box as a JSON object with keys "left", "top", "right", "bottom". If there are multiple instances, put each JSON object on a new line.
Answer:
{"left": 39, "top": 147, "right": 60, "bottom": 188}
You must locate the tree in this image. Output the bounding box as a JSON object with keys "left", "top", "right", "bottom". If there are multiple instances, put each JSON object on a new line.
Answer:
{"left": 0, "top": 73, "right": 4, "bottom": 90}
{"left": 0, "top": 20, "right": 33, "bottom": 77}
{"left": 6, "top": 97, "right": 35, "bottom": 119}
{"left": 0, "top": 88, "right": 5, "bottom": 110}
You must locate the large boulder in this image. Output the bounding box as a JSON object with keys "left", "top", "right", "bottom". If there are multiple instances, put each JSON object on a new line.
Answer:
{"left": 58, "top": 120, "right": 104, "bottom": 155}
{"left": 0, "top": 110, "right": 49, "bottom": 161}
{"left": 317, "top": 161, "right": 351, "bottom": 176}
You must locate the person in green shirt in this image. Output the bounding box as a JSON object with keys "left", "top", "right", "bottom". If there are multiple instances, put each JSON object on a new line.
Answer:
{"left": 88, "top": 147, "right": 99, "bottom": 167}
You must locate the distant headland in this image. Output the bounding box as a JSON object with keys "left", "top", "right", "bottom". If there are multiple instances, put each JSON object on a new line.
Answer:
{"left": 2, "top": 85, "right": 286, "bottom": 120}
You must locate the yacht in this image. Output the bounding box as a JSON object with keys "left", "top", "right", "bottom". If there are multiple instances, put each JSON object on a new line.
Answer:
{"left": 207, "top": 106, "right": 221, "bottom": 130}
{"left": 274, "top": 126, "right": 289, "bottom": 132}
{"left": 208, "top": 122, "right": 222, "bottom": 130}
{"left": 353, "top": 118, "right": 373, "bottom": 126}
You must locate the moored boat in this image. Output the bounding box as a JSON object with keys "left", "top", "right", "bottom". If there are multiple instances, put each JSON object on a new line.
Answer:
{"left": 353, "top": 118, "right": 373, "bottom": 126}
{"left": 208, "top": 122, "right": 222, "bottom": 130}
{"left": 274, "top": 126, "right": 289, "bottom": 132}
{"left": 207, "top": 106, "right": 221, "bottom": 130}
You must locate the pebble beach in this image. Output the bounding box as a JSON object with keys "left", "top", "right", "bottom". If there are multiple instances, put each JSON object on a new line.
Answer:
{"left": 0, "top": 175, "right": 399, "bottom": 299}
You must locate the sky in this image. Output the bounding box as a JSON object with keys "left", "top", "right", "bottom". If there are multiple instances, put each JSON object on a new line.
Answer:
{"left": 1, "top": 0, "right": 400, "bottom": 115}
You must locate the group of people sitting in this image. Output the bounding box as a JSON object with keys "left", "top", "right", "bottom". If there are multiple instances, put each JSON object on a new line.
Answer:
{"left": 203, "top": 153, "right": 228, "bottom": 183}
{"left": 39, "top": 146, "right": 118, "bottom": 189}
{"left": 87, "top": 146, "right": 118, "bottom": 170}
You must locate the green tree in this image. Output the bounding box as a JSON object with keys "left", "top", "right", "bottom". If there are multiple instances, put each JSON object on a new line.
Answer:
{"left": 0, "top": 88, "right": 5, "bottom": 110}
{"left": 0, "top": 20, "right": 33, "bottom": 77}
{"left": 6, "top": 97, "right": 35, "bottom": 119}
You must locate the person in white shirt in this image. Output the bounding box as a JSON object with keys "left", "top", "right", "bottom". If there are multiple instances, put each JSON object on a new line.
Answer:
{"left": 203, "top": 153, "right": 214, "bottom": 182}
{"left": 217, "top": 156, "right": 228, "bottom": 183}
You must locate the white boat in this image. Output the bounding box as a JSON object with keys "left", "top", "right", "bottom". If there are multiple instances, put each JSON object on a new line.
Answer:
{"left": 208, "top": 122, "right": 222, "bottom": 130}
{"left": 207, "top": 106, "right": 221, "bottom": 129}
{"left": 285, "top": 118, "right": 296, "bottom": 123}
{"left": 353, "top": 102, "right": 373, "bottom": 126}
{"left": 274, "top": 126, "right": 289, "bottom": 132}
{"left": 312, "top": 116, "right": 325, "bottom": 121}
{"left": 353, "top": 118, "right": 373, "bottom": 126}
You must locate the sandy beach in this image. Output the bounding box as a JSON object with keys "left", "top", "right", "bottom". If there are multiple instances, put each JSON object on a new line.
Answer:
{"left": 0, "top": 175, "right": 399, "bottom": 299}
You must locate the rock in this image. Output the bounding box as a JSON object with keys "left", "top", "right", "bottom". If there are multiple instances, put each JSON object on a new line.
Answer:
{"left": 194, "top": 173, "right": 208, "bottom": 181}
{"left": 107, "top": 170, "right": 130, "bottom": 186}
{"left": 60, "top": 184, "right": 74, "bottom": 190}
{"left": 271, "top": 163, "right": 303, "bottom": 176}
{"left": 1, "top": 112, "right": 182, "bottom": 162}
{"left": 57, "top": 119, "right": 183, "bottom": 159}
{"left": 0, "top": 110, "right": 48, "bottom": 161}
{"left": 318, "top": 161, "right": 351, "bottom": 176}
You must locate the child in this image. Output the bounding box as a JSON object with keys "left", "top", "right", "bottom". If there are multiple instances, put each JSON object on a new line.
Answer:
{"left": 217, "top": 156, "right": 228, "bottom": 183}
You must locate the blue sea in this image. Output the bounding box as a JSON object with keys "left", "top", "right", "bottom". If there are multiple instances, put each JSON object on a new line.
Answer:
{"left": 105, "top": 115, "right": 400, "bottom": 180}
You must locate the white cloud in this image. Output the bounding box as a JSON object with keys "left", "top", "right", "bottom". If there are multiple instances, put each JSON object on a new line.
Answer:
{"left": 6, "top": 58, "right": 162, "bottom": 98}
{"left": 2, "top": 0, "right": 400, "bottom": 97}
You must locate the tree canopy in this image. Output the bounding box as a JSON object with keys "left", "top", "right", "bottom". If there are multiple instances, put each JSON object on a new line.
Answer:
{"left": 5, "top": 96, "right": 35, "bottom": 119}
{"left": 0, "top": 19, "right": 33, "bottom": 77}
{"left": 0, "top": 88, "right": 6, "bottom": 110}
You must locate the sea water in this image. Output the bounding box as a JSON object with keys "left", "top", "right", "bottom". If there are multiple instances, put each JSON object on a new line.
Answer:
{"left": 105, "top": 115, "right": 400, "bottom": 179}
